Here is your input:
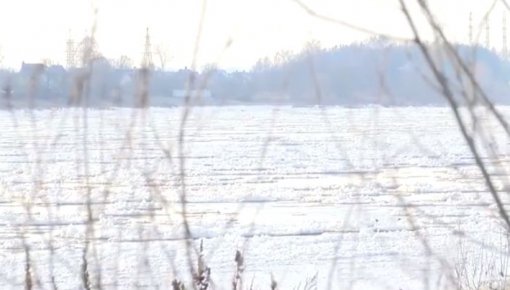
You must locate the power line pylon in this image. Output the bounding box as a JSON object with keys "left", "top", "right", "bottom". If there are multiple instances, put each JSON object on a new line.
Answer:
{"left": 142, "top": 27, "right": 154, "bottom": 69}
{"left": 66, "top": 31, "right": 76, "bottom": 68}
{"left": 504, "top": 12, "right": 508, "bottom": 57}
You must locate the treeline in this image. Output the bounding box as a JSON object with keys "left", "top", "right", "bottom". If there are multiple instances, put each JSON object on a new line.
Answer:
{"left": 234, "top": 40, "right": 510, "bottom": 105}
{"left": 1, "top": 39, "right": 510, "bottom": 107}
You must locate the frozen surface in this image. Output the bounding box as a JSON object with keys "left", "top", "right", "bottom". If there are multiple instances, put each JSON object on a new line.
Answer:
{"left": 0, "top": 106, "right": 510, "bottom": 289}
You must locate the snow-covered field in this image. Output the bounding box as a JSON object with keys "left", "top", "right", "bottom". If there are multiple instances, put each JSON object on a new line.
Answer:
{"left": 1, "top": 106, "right": 510, "bottom": 289}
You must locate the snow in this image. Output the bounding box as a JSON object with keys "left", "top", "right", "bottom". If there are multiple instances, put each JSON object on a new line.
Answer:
{"left": 0, "top": 106, "right": 509, "bottom": 289}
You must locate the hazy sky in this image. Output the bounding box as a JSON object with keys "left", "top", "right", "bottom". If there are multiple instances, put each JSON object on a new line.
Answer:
{"left": 0, "top": 0, "right": 505, "bottom": 70}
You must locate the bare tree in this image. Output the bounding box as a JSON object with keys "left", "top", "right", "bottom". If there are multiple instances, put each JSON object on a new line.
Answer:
{"left": 115, "top": 55, "right": 133, "bottom": 69}
{"left": 155, "top": 44, "right": 171, "bottom": 71}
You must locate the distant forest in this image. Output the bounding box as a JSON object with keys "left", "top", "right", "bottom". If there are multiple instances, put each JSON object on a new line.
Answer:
{"left": 1, "top": 38, "right": 510, "bottom": 107}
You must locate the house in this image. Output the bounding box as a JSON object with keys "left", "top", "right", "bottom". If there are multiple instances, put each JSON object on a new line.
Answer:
{"left": 172, "top": 89, "right": 212, "bottom": 99}
{"left": 153, "top": 89, "right": 214, "bottom": 106}
{"left": 18, "top": 62, "right": 68, "bottom": 100}
{"left": 19, "top": 62, "right": 46, "bottom": 77}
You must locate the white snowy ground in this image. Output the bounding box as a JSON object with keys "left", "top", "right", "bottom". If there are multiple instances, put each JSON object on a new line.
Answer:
{"left": 0, "top": 106, "right": 510, "bottom": 289}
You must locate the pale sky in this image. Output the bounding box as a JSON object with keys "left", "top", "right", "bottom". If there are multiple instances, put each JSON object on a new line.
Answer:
{"left": 0, "top": 0, "right": 505, "bottom": 70}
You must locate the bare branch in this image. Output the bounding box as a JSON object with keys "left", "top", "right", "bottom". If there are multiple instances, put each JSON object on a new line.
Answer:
{"left": 400, "top": 0, "right": 510, "bottom": 229}
{"left": 292, "top": 0, "right": 411, "bottom": 42}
